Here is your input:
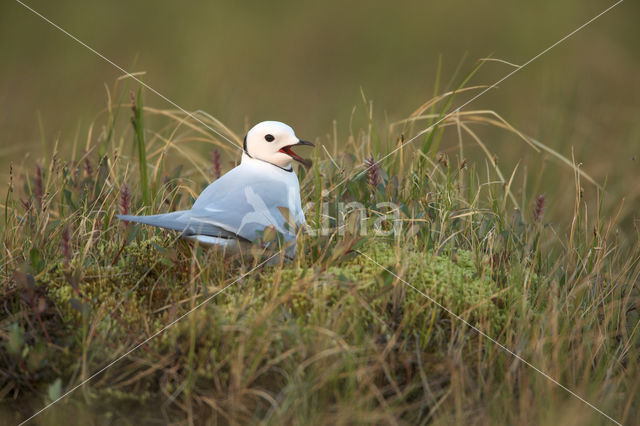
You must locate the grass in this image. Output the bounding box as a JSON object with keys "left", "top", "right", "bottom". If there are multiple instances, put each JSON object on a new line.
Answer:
{"left": 1, "top": 76, "right": 639, "bottom": 425}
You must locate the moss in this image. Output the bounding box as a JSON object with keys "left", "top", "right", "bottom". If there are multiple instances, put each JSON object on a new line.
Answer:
{"left": 263, "top": 240, "right": 510, "bottom": 337}
{"left": 17, "top": 231, "right": 513, "bottom": 407}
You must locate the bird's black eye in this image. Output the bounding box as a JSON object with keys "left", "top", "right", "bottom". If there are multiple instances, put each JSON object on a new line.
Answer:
{"left": 265, "top": 134, "right": 275, "bottom": 142}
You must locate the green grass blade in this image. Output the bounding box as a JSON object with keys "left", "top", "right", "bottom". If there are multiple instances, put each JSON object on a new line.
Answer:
{"left": 131, "top": 86, "right": 150, "bottom": 206}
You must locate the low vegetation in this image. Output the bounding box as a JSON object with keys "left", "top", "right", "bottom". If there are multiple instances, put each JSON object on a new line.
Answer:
{"left": 1, "top": 77, "right": 638, "bottom": 425}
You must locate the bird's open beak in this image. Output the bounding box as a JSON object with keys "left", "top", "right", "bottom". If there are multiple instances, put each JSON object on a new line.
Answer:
{"left": 279, "top": 139, "right": 314, "bottom": 167}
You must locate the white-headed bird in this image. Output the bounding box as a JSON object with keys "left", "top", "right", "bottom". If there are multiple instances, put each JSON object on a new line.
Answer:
{"left": 117, "top": 121, "right": 313, "bottom": 259}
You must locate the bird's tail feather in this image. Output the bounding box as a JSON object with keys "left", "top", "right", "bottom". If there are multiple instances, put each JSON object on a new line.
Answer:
{"left": 116, "top": 211, "right": 191, "bottom": 233}
{"left": 115, "top": 211, "right": 244, "bottom": 240}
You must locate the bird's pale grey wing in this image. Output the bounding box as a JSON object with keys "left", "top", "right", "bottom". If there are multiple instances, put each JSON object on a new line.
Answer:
{"left": 116, "top": 212, "right": 245, "bottom": 240}
{"left": 191, "top": 164, "right": 246, "bottom": 211}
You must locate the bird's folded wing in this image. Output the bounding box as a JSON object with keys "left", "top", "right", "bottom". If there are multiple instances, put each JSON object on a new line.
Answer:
{"left": 191, "top": 181, "right": 298, "bottom": 242}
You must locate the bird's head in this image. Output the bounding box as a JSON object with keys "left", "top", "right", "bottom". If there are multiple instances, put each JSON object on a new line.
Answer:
{"left": 244, "top": 121, "right": 314, "bottom": 169}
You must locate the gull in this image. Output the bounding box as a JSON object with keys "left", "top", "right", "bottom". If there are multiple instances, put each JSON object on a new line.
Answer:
{"left": 117, "top": 121, "right": 314, "bottom": 259}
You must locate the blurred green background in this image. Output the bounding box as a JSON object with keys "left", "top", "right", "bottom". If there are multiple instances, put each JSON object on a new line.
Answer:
{"left": 1, "top": 0, "right": 638, "bottom": 223}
